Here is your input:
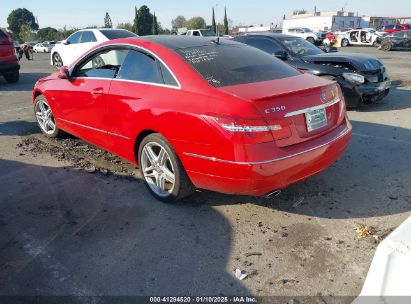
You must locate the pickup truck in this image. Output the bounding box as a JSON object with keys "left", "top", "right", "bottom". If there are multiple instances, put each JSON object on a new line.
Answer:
{"left": 186, "top": 29, "right": 217, "bottom": 37}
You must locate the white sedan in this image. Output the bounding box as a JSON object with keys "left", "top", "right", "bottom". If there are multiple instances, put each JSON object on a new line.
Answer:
{"left": 338, "top": 29, "right": 382, "bottom": 47}
{"left": 33, "top": 43, "right": 53, "bottom": 53}
{"left": 50, "top": 28, "right": 137, "bottom": 68}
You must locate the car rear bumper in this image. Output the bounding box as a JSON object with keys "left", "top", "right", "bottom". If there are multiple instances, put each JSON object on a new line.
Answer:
{"left": 181, "top": 120, "right": 352, "bottom": 196}
{"left": 0, "top": 62, "right": 20, "bottom": 73}
{"left": 339, "top": 78, "right": 391, "bottom": 107}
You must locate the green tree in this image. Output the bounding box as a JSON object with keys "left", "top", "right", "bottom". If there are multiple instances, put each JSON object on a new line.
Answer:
{"left": 7, "top": 8, "right": 39, "bottom": 37}
{"left": 132, "top": 6, "right": 139, "bottom": 35}
{"left": 223, "top": 7, "right": 229, "bottom": 35}
{"left": 184, "top": 17, "right": 206, "bottom": 30}
{"left": 152, "top": 12, "right": 159, "bottom": 35}
{"left": 211, "top": 8, "right": 216, "bottom": 33}
{"left": 19, "top": 23, "right": 36, "bottom": 42}
{"left": 104, "top": 12, "right": 113, "bottom": 28}
{"left": 136, "top": 5, "right": 153, "bottom": 36}
{"left": 37, "top": 27, "right": 58, "bottom": 41}
{"left": 117, "top": 22, "right": 133, "bottom": 32}
{"left": 171, "top": 16, "right": 186, "bottom": 30}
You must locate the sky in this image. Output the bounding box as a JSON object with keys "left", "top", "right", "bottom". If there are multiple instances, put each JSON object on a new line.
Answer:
{"left": 1, "top": 0, "right": 410, "bottom": 30}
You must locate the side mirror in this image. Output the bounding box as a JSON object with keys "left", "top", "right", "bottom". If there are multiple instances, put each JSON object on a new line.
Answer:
{"left": 62, "top": 39, "right": 69, "bottom": 45}
{"left": 58, "top": 66, "right": 69, "bottom": 79}
{"left": 274, "top": 51, "right": 288, "bottom": 60}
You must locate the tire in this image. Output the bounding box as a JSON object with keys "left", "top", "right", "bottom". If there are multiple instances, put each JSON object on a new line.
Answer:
{"left": 3, "top": 71, "right": 19, "bottom": 83}
{"left": 381, "top": 42, "right": 393, "bottom": 52}
{"left": 34, "top": 95, "right": 62, "bottom": 138}
{"left": 138, "top": 133, "right": 195, "bottom": 203}
{"left": 52, "top": 52, "right": 63, "bottom": 69}
{"left": 306, "top": 37, "right": 315, "bottom": 44}
{"left": 341, "top": 38, "right": 349, "bottom": 47}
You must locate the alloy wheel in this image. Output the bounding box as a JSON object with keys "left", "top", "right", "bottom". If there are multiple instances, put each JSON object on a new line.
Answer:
{"left": 53, "top": 53, "right": 63, "bottom": 68}
{"left": 35, "top": 99, "right": 57, "bottom": 135}
{"left": 141, "top": 142, "right": 176, "bottom": 197}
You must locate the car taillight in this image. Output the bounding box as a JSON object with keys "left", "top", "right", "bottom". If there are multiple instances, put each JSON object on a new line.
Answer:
{"left": 205, "top": 115, "right": 291, "bottom": 144}
{"left": 322, "top": 83, "right": 346, "bottom": 116}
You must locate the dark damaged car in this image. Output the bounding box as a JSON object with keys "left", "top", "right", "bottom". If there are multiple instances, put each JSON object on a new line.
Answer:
{"left": 233, "top": 33, "right": 391, "bottom": 108}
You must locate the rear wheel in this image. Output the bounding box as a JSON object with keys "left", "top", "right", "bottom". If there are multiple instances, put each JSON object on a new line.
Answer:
{"left": 306, "top": 37, "right": 315, "bottom": 44}
{"left": 138, "top": 133, "right": 195, "bottom": 203}
{"left": 34, "top": 95, "right": 61, "bottom": 138}
{"left": 3, "top": 71, "right": 19, "bottom": 83}
{"left": 381, "top": 42, "right": 393, "bottom": 51}
{"left": 341, "top": 38, "right": 349, "bottom": 47}
{"left": 52, "top": 52, "right": 63, "bottom": 69}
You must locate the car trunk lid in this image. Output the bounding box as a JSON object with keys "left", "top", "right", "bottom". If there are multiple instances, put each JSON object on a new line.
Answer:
{"left": 218, "top": 74, "right": 345, "bottom": 147}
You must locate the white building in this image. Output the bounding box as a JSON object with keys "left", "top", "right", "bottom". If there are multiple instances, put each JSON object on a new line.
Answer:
{"left": 282, "top": 11, "right": 370, "bottom": 32}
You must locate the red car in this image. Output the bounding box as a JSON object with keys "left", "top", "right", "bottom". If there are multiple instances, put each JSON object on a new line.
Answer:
{"left": 32, "top": 37, "right": 352, "bottom": 202}
{"left": 0, "top": 28, "right": 19, "bottom": 83}
{"left": 378, "top": 24, "right": 410, "bottom": 33}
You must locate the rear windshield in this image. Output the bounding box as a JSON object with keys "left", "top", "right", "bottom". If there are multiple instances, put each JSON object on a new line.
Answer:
{"left": 100, "top": 29, "right": 137, "bottom": 40}
{"left": 175, "top": 43, "right": 300, "bottom": 87}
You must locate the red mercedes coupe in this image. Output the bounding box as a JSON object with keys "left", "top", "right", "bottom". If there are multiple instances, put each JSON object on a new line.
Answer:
{"left": 32, "top": 36, "right": 352, "bottom": 202}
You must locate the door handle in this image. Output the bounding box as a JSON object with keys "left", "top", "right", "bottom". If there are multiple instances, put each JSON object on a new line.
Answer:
{"left": 91, "top": 88, "right": 103, "bottom": 96}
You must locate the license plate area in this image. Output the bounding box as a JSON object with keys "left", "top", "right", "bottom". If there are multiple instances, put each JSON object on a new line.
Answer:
{"left": 305, "top": 108, "right": 327, "bottom": 132}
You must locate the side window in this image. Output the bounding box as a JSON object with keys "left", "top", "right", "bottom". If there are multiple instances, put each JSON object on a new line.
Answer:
{"left": 80, "top": 31, "right": 97, "bottom": 43}
{"left": 73, "top": 49, "right": 129, "bottom": 79}
{"left": 67, "top": 32, "right": 82, "bottom": 44}
{"left": 116, "top": 50, "right": 163, "bottom": 84}
{"left": 193, "top": 31, "right": 201, "bottom": 36}
{"left": 244, "top": 38, "right": 283, "bottom": 55}
{"left": 385, "top": 25, "right": 394, "bottom": 30}
{"left": 159, "top": 62, "right": 178, "bottom": 87}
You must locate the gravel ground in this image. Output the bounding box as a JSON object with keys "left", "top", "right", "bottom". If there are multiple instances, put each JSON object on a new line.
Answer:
{"left": 0, "top": 47, "right": 411, "bottom": 299}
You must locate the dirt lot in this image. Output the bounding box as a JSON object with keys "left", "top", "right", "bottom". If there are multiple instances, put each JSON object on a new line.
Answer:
{"left": 1, "top": 47, "right": 411, "bottom": 299}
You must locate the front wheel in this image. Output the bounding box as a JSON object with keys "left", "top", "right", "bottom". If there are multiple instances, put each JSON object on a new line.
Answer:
{"left": 34, "top": 95, "right": 62, "bottom": 138}
{"left": 341, "top": 38, "right": 349, "bottom": 47}
{"left": 306, "top": 37, "right": 315, "bottom": 44}
{"left": 138, "top": 133, "right": 195, "bottom": 203}
{"left": 52, "top": 52, "right": 63, "bottom": 69}
{"left": 381, "top": 42, "right": 393, "bottom": 51}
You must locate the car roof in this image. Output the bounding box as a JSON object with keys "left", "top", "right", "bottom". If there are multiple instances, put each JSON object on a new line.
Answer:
{"left": 77, "top": 28, "right": 126, "bottom": 32}
{"left": 234, "top": 33, "right": 299, "bottom": 39}
{"left": 141, "top": 35, "right": 237, "bottom": 50}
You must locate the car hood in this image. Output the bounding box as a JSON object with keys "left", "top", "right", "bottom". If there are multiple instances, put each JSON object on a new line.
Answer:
{"left": 302, "top": 53, "right": 383, "bottom": 72}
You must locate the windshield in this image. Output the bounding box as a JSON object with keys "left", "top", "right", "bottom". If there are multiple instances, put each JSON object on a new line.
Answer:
{"left": 302, "top": 28, "right": 314, "bottom": 33}
{"left": 277, "top": 37, "right": 323, "bottom": 56}
{"left": 175, "top": 42, "right": 299, "bottom": 87}
{"left": 200, "top": 30, "right": 217, "bottom": 37}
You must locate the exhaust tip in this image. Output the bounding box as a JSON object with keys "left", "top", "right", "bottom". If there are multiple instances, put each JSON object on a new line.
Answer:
{"left": 265, "top": 190, "right": 282, "bottom": 199}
